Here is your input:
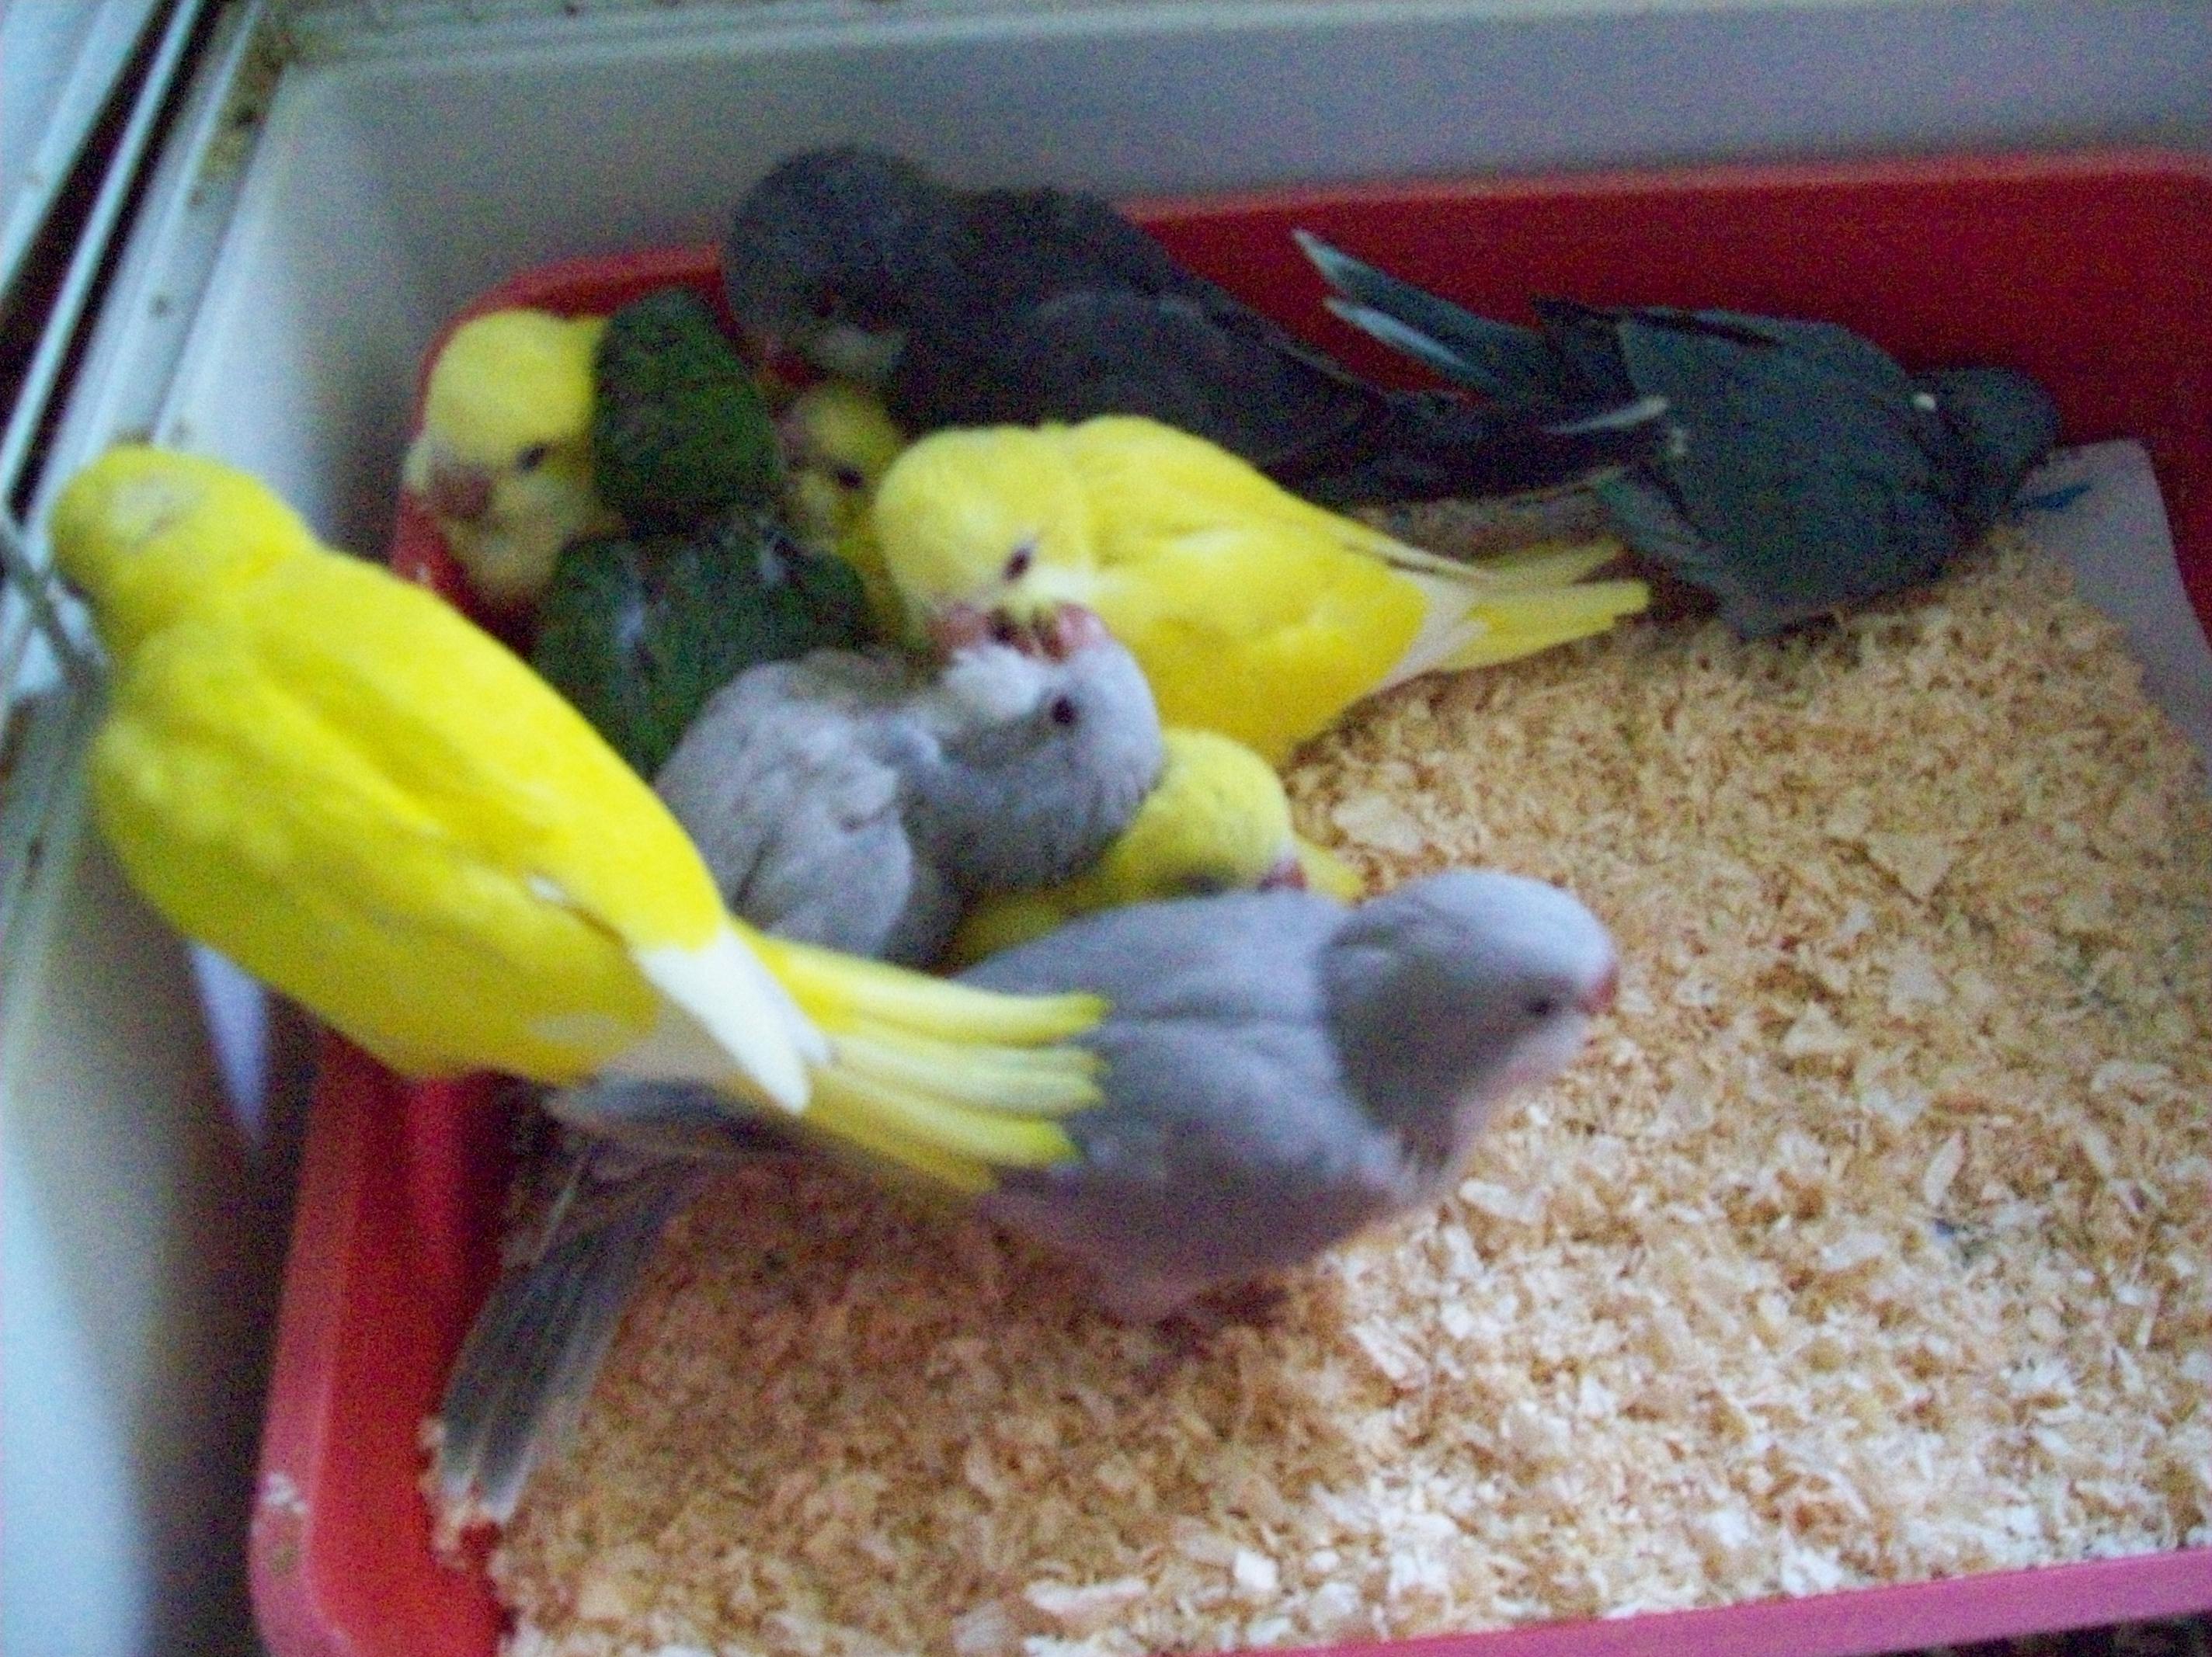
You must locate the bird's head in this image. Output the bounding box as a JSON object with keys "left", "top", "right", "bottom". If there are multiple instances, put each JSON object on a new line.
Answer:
{"left": 1090, "top": 728, "right": 1303, "bottom": 904}
{"left": 723, "top": 146, "right": 938, "bottom": 382}
{"left": 48, "top": 445, "right": 310, "bottom": 654}
{"left": 1327, "top": 869, "right": 1618, "bottom": 1171}
{"left": 401, "top": 307, "right": 607, "bottom": 608}
{"left": 778, "top": 378, "right": 908, "bottom": 551}
{"left": 906, "top": 603, "right": 1164, "bottom": 894}
{"left": 871, "top": 425, "right": 1096, "bottom": 653}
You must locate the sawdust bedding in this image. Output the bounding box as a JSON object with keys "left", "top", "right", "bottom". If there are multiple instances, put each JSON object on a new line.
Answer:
{"left": 476, "top": 526, "right": 2212, "bottom": 1657}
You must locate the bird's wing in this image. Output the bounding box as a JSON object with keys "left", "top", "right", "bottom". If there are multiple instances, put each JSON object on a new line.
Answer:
{"left": 1063, "top": 415, "right": 1580, "bottom": 582}
{"left": 249, "top": 553, "right": 729, "bottom": 939}
{"left": 966, "top": 893, "right": 1405, "bottom": 1286}
{"left": 656, "top": 668, "right": 941, "bottom": 963}
{"left": 1610, "top": 310, "right": 1962, "bottom": 634}
{"left": 225, "top": 554, "right": 821, "bottom": 1103}
{"left": 1085, "top": 517, "right": 1421, "bottom": 762}
{"left": 89, "top": 624, "right": 680, "bottom": 1082}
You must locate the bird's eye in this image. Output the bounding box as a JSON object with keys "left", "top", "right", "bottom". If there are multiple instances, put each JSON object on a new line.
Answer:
{"left": 1003, "top": 541, "right": 1035, "bottom": 581}
{"left": 1525, "top": 995, "right": 1560, "bottom": 1020}
{"left": 1048, "top": 694, "right": 1078, "bottom": 727}
{"left": 516, "top": 443, "right": 552, "bottom": 472}
{"left": 831, "top": 464, "right": 866, "bottom": 491}
{"left": 989, "top": 617, "right": 1021, "bottom": 646}
{"left": 808, "top": 291, "right": 840, "bottom": 321}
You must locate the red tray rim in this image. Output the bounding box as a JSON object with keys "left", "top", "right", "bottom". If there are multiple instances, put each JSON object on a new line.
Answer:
{"left": 254, "top": 142, "right": 2212, "bottom": 1657}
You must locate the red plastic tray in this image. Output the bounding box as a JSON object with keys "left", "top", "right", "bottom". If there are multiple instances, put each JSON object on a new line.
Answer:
{"left": 253, "top": 151, "right": 2212, "bottom": 1657}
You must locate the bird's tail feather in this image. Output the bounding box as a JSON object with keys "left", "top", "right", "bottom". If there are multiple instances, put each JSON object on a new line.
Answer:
{"left": 1466, "top": 539, "right": 1632, "bottom": 590}
{"left": 435, "top": 1153, "right": 705, "bottom": 1525}
{"left": 1300, "top": 391, "right": 1674, "bottom": 505}
{"left": 1295, "top": 835, "right": 1368, "bottom": 901}
{"left": 1392, "top": 538, "right": 1650, "bottom": 684}
{"left": 809, "top": 1060, "right": 1087, "bottom": 1173}
{"left": 1428, "top": 580, "right": 1653, "bottom": 676}
{"left": 1296, "top": 228, "right": 1564, "bottom": 400}
{"left": 1291, "top": 228, "right": 1678, "bottom": 505}
{"left": 752, "top": 936, "right": 1106, "bottom": 1190}
{"left": 761, "top": 936, "right": 1105, "bottom": 1042}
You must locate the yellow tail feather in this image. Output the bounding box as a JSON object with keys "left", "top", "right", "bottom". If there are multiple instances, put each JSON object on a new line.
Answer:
{"left": 1376, "top": 531, "right": 1623, "bottom": 585}
{"left": 1466, "top": 538, "right": 1630, "bottom": 590}
{"left": 733, "top": 936, "right": 1106, "bottom": 1191}
{"left": 1435, "top": 579, "right": 1652, "bottom": 672}
{"left": 832, "top": 1032, "right": 1103, "bottom": 1117}
{"left": 799, "top": 1089, "right": 1002, "bottom": 1194}
{"left": 807, "top": 1068, "right": 1080, "bottom": 1172}
{"left": 1294, "top": 835, "right": 1368, "bottom": 901}
{"left": 762, "top": 936, "right": 1108, "bottom": 1044}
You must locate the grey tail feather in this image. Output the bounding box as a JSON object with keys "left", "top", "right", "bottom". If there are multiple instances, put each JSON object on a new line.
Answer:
{"left": 1323, "top": 297, "right": 1483, "bottom": 383}
{"left": 1547, "top": 393, "right": 1671, "bottom": 437}
{"left": 1294, "top": 391, "right": 1675, "bottom": 506}
{"left": 435, "top": 1159, "right": 706, "bottom": 1523}
{"left": 1296, "top": 227, "right": 1563, "bottom": 398}
{"left": 1292, "top": 226, "right": 1382, "bottom": 299}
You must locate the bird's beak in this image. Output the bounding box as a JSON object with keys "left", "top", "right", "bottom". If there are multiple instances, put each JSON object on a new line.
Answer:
{"left": 926, "top": 603, "right": 997, "bottom": 658}
{"left": 1257, "top": 853, "right": 1308, "bottom": 891}
{"left": 419, "top": 464, "right": 495, "bottom": 526}
{"left": 928, "top": 603, "right": 1108, "bottom": 663}
{"left": 1579, "top": 959, "right": 1620, "bottom": 1017}
{"left": 755, "top": 356, "right": 805, "bottom": 406}
{"left": 1037, "top": 603, "right": 1108, "bottom": 660}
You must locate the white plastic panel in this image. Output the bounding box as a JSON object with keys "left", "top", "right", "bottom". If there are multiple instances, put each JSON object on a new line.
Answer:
{"left": 2, "top": 828, "right": 295, "bottom": 1657}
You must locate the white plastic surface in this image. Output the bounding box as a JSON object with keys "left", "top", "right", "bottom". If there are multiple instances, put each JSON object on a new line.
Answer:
{"left": 3, "top": 5, "right": 2209, "bottom": 1654}
{"left": 2, "top": 832, "right": 296, "bottom": 1657}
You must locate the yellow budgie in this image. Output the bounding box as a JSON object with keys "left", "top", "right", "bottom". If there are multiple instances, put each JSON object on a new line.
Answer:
{"left": 50, "top": 445, "right": 1102, "bottom": 1191}
{"left": 401, "top": 308, "right": 617, "bottom": 610}
{"left": 947, "top": 728, "right": 1362, "bottom": 967}
{"left": 872, "top": 415, "right": 1651, "bottom": 762}
{"left": 779, "top": 377, "right": 910, "bottom": 637}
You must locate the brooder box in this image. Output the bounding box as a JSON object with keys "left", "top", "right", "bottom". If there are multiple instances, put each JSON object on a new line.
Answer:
{"left": 4, "top": 4, "right": 2212, "bottom": 1655}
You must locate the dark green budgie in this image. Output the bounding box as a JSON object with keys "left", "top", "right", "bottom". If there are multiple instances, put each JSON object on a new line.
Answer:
{"left": 1296, "top": 231, "right": 2061, "bottom": 638}
{"left": 532, "top": 286, "right": 871, "bottom": 776}
{"left": 530, "top": 513, "right": 872, "bottom": 777}
{"left": 593, "top": 288, "right": 783, "bottom": 533}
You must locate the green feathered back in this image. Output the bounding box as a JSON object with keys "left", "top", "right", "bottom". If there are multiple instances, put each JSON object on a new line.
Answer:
{"left": 593, "top": 290, "right": 782, "bottom": 534}
{"left": 531, "top": 514, "right": 872, "bottom": 778}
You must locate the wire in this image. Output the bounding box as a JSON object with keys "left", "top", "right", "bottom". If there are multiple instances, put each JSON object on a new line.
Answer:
{"left": 0, "top": 510, "right": 96, "bottom": 680}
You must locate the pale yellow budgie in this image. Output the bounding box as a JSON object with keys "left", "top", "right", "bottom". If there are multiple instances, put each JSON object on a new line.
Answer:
{"left": 401, "top": 308, "right": 617, "bottom": 610}
{"left": 946, "top": 727, "right": 1362, "bottom": 967}
{"left": 871, "top": 415, "right": 1651, "bottom": 762}
{"left": 50, "top": 445, "right": 1102, "bottom": 1191}
{"left": 779, "top": 377, "right": 910, "bottom": 637}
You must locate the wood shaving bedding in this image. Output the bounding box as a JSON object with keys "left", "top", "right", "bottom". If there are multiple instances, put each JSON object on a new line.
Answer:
{"left": 484, "top": 531, "right": 2212, "bottom": 1657}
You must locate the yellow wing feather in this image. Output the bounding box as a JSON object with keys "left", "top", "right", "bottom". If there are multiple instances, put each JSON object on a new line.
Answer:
{"left": 56, "top": 445, "right": 1105, "bottom": 1190}
{"left": 947, "top": 728, "right": 1331, "bottom": 966}
{"left": 874, "top": 418, "right": 1648, "bottom": 763}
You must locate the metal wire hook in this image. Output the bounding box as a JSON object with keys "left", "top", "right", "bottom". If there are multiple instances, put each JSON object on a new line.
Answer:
{"left": 0, "top": 510, "right": 100, "bottom": 681}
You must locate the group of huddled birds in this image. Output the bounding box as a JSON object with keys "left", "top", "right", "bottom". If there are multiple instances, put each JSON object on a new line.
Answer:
{"left": 47, "top": 145, "right": 2061, "bottom": 1521}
